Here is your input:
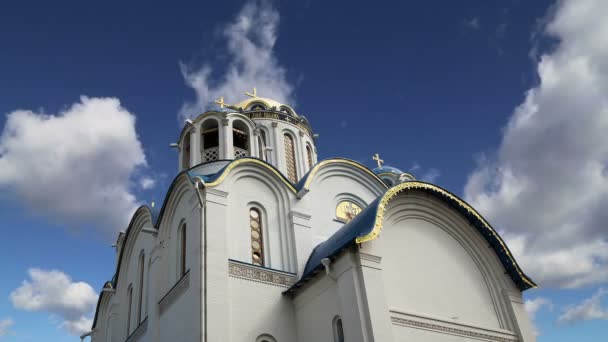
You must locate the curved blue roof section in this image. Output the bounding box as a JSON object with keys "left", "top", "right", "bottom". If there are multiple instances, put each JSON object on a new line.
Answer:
{"left": 373, "top": 165, "right": 404, "bottom": 175}
{"left": 302, "top": 197, "right": 381, "bottom": 277}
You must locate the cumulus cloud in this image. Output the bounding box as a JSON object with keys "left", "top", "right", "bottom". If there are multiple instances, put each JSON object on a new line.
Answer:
{"left": 464, "top": 17, "right": 480, "bottom": 30}
{"left": 0, "top": 318, "right": 14, "bottom": 337}
{"left": 464, "top": 0, "right": 608, "bottom": 288}
{"left": 178, "top": 0, "right": 294, "bottom": 121}
{"left": 10, "top": 268, "right": 97, "bottom": 336}
{"left": 558, "top": 288, "right": 608, "bottom": 324}
{"left": 0, "top": 96, "right": 146, "bottom": 234}
{"left": 139, "top": 176, "right": 156, "bottom": 190}
{"left": 524, "top": 297, "right": 552, "bottom": 335}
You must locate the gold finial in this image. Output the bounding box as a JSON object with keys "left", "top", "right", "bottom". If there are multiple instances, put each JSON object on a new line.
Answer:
{"left": 214, "top": 96, "right": 227, "bottom": 109}
{"left": 373, "top": 153, "right": 384, "bottom": 168}
{"left": 245, "top": 87, "right": 257, "bottom": 98}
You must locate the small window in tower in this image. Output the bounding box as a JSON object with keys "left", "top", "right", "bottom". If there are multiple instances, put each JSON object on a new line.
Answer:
{"left": 306, "top": 144, "right": 314, "bottom": 170}
{"left": 284, "top": 133, "right": 297, "bottom": 182}
{"left": 182, "top": 131, "right": 191, "bottom": 169}
{"left": 250, "top": 208, "right": 264, "bottom": 266}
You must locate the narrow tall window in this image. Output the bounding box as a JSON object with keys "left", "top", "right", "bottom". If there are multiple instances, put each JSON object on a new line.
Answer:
{"left": 182, "top": 131, "right": 191, "bottom": 169}
{"left": 250, "top": 208, "right": 264, "bottom": 266}
{"left": 284, "top": 134, "right": 297, "bottom": 182}
{"left": 180, "top": 223, "right": 187, "bottom": 277}
{"left": 258, "top": 130, "right": 267, "bottom": 161}
{"left": 306, "top": 144, "right": 314, "bottom": 170}
{"left": 333, "top": 316, "right": 345, "bottom": 342}
{"left": 137, "top": 252, "right": 145, "bottom": 324}
{"left": 127, "top": 285, "right": 133, "bottom": 335}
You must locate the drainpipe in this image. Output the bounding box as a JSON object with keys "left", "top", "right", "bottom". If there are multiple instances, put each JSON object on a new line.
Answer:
{"left": 192, "top": 176, "right": 207, "bottom": 342}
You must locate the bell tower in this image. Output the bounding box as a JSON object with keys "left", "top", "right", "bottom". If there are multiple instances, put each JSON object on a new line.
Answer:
{"left": 174, "top": 89, "right": 317, "bottom": 183}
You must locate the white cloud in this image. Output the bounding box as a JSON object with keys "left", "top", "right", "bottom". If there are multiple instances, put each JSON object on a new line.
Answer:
{"left": 558, "top": 288, "right": 608, "bottom": 324}
{"left": 464, "top": 17, "right": 480, "bottom": 30}
{"left": 0, "top": 318, "right": 14, "bottom": 337}
{"left": 10, "top": 268, "right": 97, "bottom": 336}
{"left": 420, "top": 168, "right": 440, "bottom": 183}
{"left": 0, "top": 96, "right": 147, "bottom": 234}
{"left": 139, "top": 176, "right": 156, "bottom": 190}
{"left": 464, "top": 0, "right": 608, "bottom": 288}
{"left": 525, "top": 297, "right": 553, "bottom": 335}
{"left": 178, "top": 0, "right": 294, "bottom": 121}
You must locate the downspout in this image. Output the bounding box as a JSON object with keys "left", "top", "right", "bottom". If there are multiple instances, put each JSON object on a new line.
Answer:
{"left": 79, "top": 330, "right": 94, "bottom": 341}
{"left": 192, "top": 177, "right": 207, "bottom": 342}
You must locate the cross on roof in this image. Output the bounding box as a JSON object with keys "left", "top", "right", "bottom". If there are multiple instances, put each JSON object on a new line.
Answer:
{"left": 245, "top": 87, "right": 257, "bottom": 98}
{"left": 214, "top": 96, "right": 227, "bottom": 109}
{"left": 373, "top": 153, "right": 384, "bottom": 168}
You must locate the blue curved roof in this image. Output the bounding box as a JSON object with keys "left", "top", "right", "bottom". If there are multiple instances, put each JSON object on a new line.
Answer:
{"left": 302, "top": 197, "right": 381, "bottom": 276}
{"left": 286, "top": 182, "right": 536, "bottom": 294}
{"left": 372, "top": 165, "right": 404, "bottom": 175}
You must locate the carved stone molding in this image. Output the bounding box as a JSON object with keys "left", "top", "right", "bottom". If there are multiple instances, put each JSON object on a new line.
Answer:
{"left": 126, "top": 317, "right": 148, "bottom": 342}
{"left": 390, "top": 316, "right": 518, "bottom": 342}
{"left": 158, "top": 271, "right": 190, "bottom": 316}
{"left": 228, "top": 260, "right": 296, "bottom": 288}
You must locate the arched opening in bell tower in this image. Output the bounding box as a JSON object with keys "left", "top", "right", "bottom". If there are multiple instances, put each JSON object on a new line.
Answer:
{"left": 232, "top": 120, "right": 250, "bottom": 158}
{"left": 181, "top": 131, "right": 191, "bottom": 169}
{"left": 201, "top": 119, "right": 219, "bottom": 162}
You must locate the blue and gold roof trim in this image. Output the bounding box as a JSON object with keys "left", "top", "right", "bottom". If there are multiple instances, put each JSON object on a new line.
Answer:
{"left": 286, "top": 181, "right": 537, "bottom": 294}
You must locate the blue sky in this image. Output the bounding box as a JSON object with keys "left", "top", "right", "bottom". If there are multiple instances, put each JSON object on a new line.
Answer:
{"left": 1, "top": 0, "right": 607, "bottom": 340}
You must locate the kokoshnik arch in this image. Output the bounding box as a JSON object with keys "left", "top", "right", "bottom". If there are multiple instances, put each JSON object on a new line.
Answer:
{"left": 87, "top": 90, "right": 537, "bottom": 342}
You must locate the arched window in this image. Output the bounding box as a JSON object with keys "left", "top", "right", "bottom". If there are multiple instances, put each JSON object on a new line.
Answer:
{"left": 127, "top": 284, "right": 133, "bottom": 335}
{"left": 258, "top": 130, "right": 267, "bottom": 161}
{"left": 182, "top": 131, "right": 191, "bottom": 169}
{"left": 201, "top": 119, "right": 219, "bottom": 162}
{"left": 283, "top": 133, "right": 297, "bottom": 182}
{"left": 306, "top": 144, "right": 314, "bottom": 170}
{"left": 137, "top": 252, "right": 145, "bottom": 324}
{"left": 233, "top": 120, "right": 250, "bottom": 158}
{"left": 255, "top": 334, "right": 277, "bottom": 342}
{"left": 333, "top": 316, "right": 344, "bottom": 342}
{"left": 250, "top": 208, "right": 264, "bottom": 266}
{"left": 179, "top": 222, "right": 187, "bottom": 277}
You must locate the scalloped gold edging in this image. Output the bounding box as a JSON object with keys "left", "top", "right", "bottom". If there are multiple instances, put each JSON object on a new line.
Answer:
{"left": 355, "top": 181, "right": 536, "bottom": 289}
{"left": 204, "top": 158, "right": 298, "bottom": 193}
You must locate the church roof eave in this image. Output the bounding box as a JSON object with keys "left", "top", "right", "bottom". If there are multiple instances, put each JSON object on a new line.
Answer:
{"left": 284, "top": 181, "right": 537, "bottom": 296}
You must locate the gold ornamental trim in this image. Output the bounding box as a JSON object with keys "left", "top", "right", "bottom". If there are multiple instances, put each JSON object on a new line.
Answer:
{"left": 204, "top": 158, "right": 298, "bottom": 193}
{"left": 355, "top": 181, "right": 536, "bottom": 289}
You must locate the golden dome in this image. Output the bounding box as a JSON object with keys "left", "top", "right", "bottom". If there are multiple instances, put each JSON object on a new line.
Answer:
{"left": 233, "top": 97, "right": 298, "bottom": 116}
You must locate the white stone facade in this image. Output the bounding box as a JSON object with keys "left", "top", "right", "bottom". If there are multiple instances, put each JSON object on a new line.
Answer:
{"left": 89, "top": 97, "right": 536, "bottom": 342}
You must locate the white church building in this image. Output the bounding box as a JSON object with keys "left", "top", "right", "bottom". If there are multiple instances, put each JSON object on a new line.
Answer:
{"left": 87, "top": 91, "right": 538, "bottom": 342}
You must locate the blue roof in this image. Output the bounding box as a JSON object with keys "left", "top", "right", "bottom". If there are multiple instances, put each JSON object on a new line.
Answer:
{"left": 298, "top": 197, "right": 381, "bottom": 278}
{"left": 372, "top": 165, "right": 404, "bottom": 175}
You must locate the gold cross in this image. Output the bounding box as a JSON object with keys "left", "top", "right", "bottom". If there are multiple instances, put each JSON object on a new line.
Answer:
{"left": 245, "top": 87, "right": 257, "bottom": 98}
{"left": 373, "top": 153, "right": 384, "bottom": 168}
{"left": 214, "top": 96, "right": 227, "bottom": 108}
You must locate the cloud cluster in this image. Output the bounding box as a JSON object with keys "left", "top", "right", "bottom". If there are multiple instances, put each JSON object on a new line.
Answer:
{"left": 0, "top": 96, "right": 147, "bottom": 234}
{"left": 10, "top": 269, "right": 97, "bottom": 336}
{"left": 558, "top": 288, "right": 608, "bottom": 324}
{"left": 464, "top": 0, "right": 608, "bottom": 288}
{"left": 524, "top": 297, "right": 553, "bottom": 335}
{"left": 0, "top": 318, "right": 14, "bottom": 337}
{"left": 178, "top": 0, "right": 294, "bottom": 121}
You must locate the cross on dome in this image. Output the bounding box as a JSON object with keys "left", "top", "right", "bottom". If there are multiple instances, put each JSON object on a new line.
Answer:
{"left": 373, "top": 153, "right": 384, "bottom": 168}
